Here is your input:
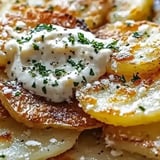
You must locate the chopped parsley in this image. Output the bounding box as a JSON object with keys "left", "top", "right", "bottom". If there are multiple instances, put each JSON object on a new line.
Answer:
{"left": 138, "top": 106, "right": 145, "bottom": 112}
{"left": 55, "top": 69, "right": 66, "bottom": 77}
{"left": 132, "top": 32, "right": 143, "bottom": 38}
{"left": 78, "top": 32, "right": 90, "bottom": 44}
{"left": 52, "top": 80, "right": 59, "bottom": 87}
{"left": 15, "top": 26, "right": 22, "bottom": 30}
{"left": 32, "top": 43, "right": 39, "bottom": 50}
{"left": 33, "top": 24, "right": 56, "bottom": 32}
{"left": 0, "top": 154, "right": 5, "bottom": 158}
{"left": 82, "top": 76, "right": 87, "bottom": 84}
{"left": 29, "top": 71, "right": 36, "bottom": 77}
{"left": 67, "top": 59, "right": 85, "bottom": 72}
{"left": 91, "top": 40, "right": 104, "bottom": 53}
{"left": 15, "top": 91, "right": 21, "bottom": 96}
{"left": 43, "top": 79, "right": 48, "bottom": 84}
{"left": 30, "top": 62, "right": 51, "bottom": 77}
{"left": 68, "top": 34, "right": 75, "bottom": 45}
{"left": 106, "top": 40, "right": 119, "bottom": 51}
{"left": 17, "top": 35, "right": 32, "bottom": 44}
{"left": 76, "top": 60, "right": 85, "bottom": 72}
{"left": 42, "top": 86, "right": 47, "bottom": 94}
{"left": 41, "top": 35, "right": 45, "bottom": 41}
{"left": 125, "top": 22, "right": 132, "bottom": 27}
{"left": 67, "top": 58, "right": 76, "bottom": 67}
{"left": 32, "top": 82, "right": 36, "bottom": 88}
{"left": 89, "top": 68, "right": 95, "bottom": 76}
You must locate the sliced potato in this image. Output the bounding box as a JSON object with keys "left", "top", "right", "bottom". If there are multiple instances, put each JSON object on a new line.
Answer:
{"left": 96, "top": 21, "right": 160, "bottom": 79}
{"left": 0, "top": 68, "right": 7, "bottom": 81}
{"left": 52, "top": 129, "right": 147, "bottom": 160}
{"left": 107, "top": 0, "right": 153, "bottom": 23}
{"left": 0, "top": 116, "right": 79, "bottom": 160}
{"left": 0, "top": 80, "right": 101, "bottom": 130}
{"left": 77, "top": 72, "right": 160, "bottom": 126}
{"left": 104, "top": 122, "right": 160, "bottom": 159}
{"left": 0, "top": 102, "right": 9, "bottom": 120}
{"left": 0, "top": 1, "right": 89, "bottom": 67}
{"left": 0, "top": 0, "right": 111, "bottom": 29}
{"left": 0, "top": 93, "right": 80, "bottom": 160}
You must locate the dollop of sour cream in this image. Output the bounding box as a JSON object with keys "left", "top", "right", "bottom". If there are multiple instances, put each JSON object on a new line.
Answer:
{"left": 5, "top": 24, "right": 113, "bottom": 102}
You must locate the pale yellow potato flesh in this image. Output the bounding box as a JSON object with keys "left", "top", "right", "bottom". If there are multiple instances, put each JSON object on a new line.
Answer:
{"left": 104, "top": 122, "right": 160, "bottom": 159}
{"left": 77, "top": 72, "right": 160, "bottom": 127}
{"left": 52, "top": 129, "right": 147, "bottom": 160}
{"left": 0, "top": 110, "right": 80, "bottom": 160}
{"left": 0, "top": 79, "right": 80, "bottom": 160}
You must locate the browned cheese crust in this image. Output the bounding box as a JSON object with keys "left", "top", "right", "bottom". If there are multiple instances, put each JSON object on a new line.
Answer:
{"left": 0, "top": 81, "right": 102, "bottom": 130}
{"left": 0, "top": 4, "right": 89, "bottom": 66}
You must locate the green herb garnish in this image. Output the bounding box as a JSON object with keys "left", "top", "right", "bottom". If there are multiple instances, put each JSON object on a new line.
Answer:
{"left": 78, "top": 32, "right": 90, "bottom": 44}
{"left": 89, "top": 68, "right": 95, "bottom": 76}
{"left": 67, "top": 58, "right": 76, "bottom": 67}
{"left": 15, "top": 91, "right": 21, "bottom": 96}
{"left": 52, "top": 80, "right": 59, "bottom": 87}
{"left": 17, "top": 36, "right": 32, "bottom": 44}
{"left": 42, "top": 86, "right": 47, "bottom": 94}
{"left": 138, "top": 106, "right": 145, "bottom": 112}
{"left": 33, "top": 24, "right": 56, "bottom": 32}
{"left": 32, "top": 43, "right": 39, "bottom": 50}
{"left": 106, "top": 40, "right": 119, "bottom": 51}
{"left": 43, "top": 79, "right": 48, "bottom": 84}
{"left": 32, "top": 82, "right": 36, "bottom": 88}
{"left": 68, "top": 34, "right": 75, "bottom": 45}
{"left": 55, "top": 69, "right": 66, "bottom": 77}
{"left": 132, "top": 32, "right": 143, "bottom": 38}
{"left": 91, "top": 40, "right": 104, "bottom": 53}
{"left": 0, "top": 154, "right": 5, "bottom": 158}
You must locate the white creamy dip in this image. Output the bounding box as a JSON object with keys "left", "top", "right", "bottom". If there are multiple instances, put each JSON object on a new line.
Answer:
{"left": 5, "top": 24, "right": 113, "bottom": 102}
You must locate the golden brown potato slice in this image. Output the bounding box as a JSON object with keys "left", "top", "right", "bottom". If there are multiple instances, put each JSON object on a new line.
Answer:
{"left": 104, "top": 122, "right": 160, "bottom": 159}
{"left": 0, "top": 0, "right": 111, "bottom": 29}
{"left": 0, "top": 80, "right": 101, "bottom": 130}
{"left": 96, "top": 21, "right": 160, "bottom": 79}
{"left": 0, "top": 3, "right": 89, "bottom": 67}
{"left": 77, "top": 72, "right": 160, "bottom": 127}
{"left": 0, "top": 102, "right": 9, "bottom": 120}
{"left": 0, "top": 105, "right": 80, "bottom": 160}
{"left": 0, "top": 70, "right": 80, "bottom": 160}
{"left": 51, "top": 129, "right": 147, "bottom": 160}
{"left": 0, "top": 68, "right": 8, "bottom": 81}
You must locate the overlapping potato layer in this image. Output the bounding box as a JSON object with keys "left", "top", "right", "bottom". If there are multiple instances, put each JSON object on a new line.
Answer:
{"left": 1, "top": 0, "right": 160, "bottom": 160}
